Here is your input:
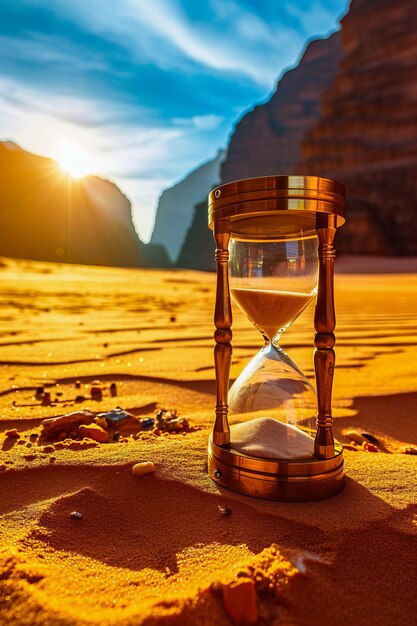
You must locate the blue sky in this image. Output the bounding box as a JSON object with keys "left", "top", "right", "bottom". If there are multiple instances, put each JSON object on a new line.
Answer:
{"left": 0, "top": 0, "right": 348, "bottom": 241}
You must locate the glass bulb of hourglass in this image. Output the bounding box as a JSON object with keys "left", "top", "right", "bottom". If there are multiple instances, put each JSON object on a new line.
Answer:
{"left": 228, "top": 214, "right": 319, "bottom": 461}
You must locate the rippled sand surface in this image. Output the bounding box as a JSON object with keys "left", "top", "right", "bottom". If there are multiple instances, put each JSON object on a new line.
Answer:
{"left": 0, "top": 256, "right": 416, "bottom": 626}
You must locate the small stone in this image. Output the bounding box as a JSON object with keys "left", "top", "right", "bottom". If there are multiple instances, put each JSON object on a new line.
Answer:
{"left": 169, "top": 316, "right": 176, "bottom": 323}
{"left": 218, "top": 505, "right": 232, "bottom": 516}
{"left": 110, "top": 383, "right": 117, "bottom": 397}
{"left": 70, "top": 511, "right": 83, "bottom": 519}
{"left": 402, "top": 446, "right": 417, "bottom": 455}
{"left": 78, "top": 423, "right": 110, "bottom": 443}
{"left": 141, "top": 418, "right": 155, "bottom": 430}
{"left": 361, "top": 432, "right": 379, "bottom": 445}
{"left": 132, "top": 461, "right": 155, "bottom": 476}
{"left": 5, "top": 429, "right": 20, "bottom": 438}
{"left": 42, "top": 392, "right": 52, "bottom": 406}
{"left": 345, "top": 429, "right": 375, "bottom": 447}
{"left": 35, "top": 386, "right": 44, "bottom": 399}
{"left": 26, "top": 442, "right": 33, "bottom": 448}
{"left": 42, "top": 410, "right": 95, "bottom": 439}
{"left": 75, "top": 395, "right": 85, "bottom": 403}
{"left": 90, "top": 386, "right": 103, "bottom": 400}
{"left": 75, "top": 380, "right": 81, "bottom": 389}
{"left": 94, "top": 416, "right": 108, "bottom": 429}
{"left": 222, "top": 578, "right": 258, "bottom": 625}
{"left": 99, "top": 407, "right": 134, "bottom": 426}
{"left": 29, "top": 433, "right": 38, "bottom": 440}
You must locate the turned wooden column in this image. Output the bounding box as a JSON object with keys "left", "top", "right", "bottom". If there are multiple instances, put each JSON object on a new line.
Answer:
{"left": 213, "top": 219, "right": 232, "bottom": 446}
{"left": 314, "top": 213, "right": 337, "bottom": 459}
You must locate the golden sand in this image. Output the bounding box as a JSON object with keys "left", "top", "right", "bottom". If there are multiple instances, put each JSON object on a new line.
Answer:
{"left": 0, "top": 256, "right": 416, "bottom": 626}
{"left": 231, "top": 288, "right": 313, "bottom": 340}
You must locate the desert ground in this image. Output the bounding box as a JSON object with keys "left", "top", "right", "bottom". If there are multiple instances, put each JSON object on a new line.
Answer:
{"left": 0, "top": 256, "right": 416, "bottom": 626}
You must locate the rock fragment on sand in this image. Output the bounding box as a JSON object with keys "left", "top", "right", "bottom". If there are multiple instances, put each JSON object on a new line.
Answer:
{"left": 99, "top": 407, "right": 133, "bottom": 426}
{"left": 70, "top": 511, "right": 83, "bottom": 519}
{"left": 5, "top": 429, "right": 20, "bottom": 438}
{"left": 361, "top": 432, "right": 379, "bottom": 444}
{"left": 402, "top": 446, "right": 417, "bottom": 455}
{"left": 132, "top": 461, "right": 155, "bottom": 476}
{"left": 41, "top": 410, "right": 95, "bottom": 439}
{"left": 110, "top": 382, "right": 117, "bottom": 397}
{"left": 156, "top": 409, "right": 189, "bottom": 433}
{"left": 218, "top": 505, "right": 232, "bottom": 516}
{"left": 361, "top": 441, "right": 378, "bottom": 452}
{"left": 90, "top": 386, "right": 103, "bottom": 400}
{"left": 222, "top": 578, "right": 258, "bottom": 624}
{"left": 42, "top": 392, "right": 52, "bottom": 406}
{"left": 345, "top": 429, "right": 380, "bottom": 449}
{"left": 78, "top": 423, "right": 110, "bottom": 443}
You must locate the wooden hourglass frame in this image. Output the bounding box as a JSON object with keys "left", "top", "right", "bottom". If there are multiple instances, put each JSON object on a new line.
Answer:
{"left": 208, "top": 175, "right": 346, "bottom": 501}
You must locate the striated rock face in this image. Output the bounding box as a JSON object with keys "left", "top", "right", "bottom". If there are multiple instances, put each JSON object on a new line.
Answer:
{"left": 221, "top": 32, "right": 342, "bottom": 183}
{"left": 151, "top": 150, "right": 225, "bottom": 264}
{"left": 299, "top": 0, "right": 417, "bottom": 254}
{"left": 0, "top": 142, "right": 145, "bottom": 266}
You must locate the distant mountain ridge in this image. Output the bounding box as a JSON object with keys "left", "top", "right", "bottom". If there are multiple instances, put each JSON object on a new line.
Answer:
{"left": 0, "top": 141, "right": 168, "bottom": 267}
{"left": 150, "top": 149, "right": 226, "bottom": 264}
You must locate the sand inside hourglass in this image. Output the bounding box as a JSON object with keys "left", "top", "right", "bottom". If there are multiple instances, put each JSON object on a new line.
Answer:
{"left": 231, "top": 288, "right": 314, "bottom": 340}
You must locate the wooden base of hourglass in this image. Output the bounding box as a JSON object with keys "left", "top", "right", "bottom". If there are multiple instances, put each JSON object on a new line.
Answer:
{"left": 208, "top": 436, "right": 344, "bottom": 502}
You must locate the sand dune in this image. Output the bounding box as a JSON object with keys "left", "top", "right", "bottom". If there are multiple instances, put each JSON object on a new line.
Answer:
{"left": 0, "top": 256, "right": 416, "bottom": 626}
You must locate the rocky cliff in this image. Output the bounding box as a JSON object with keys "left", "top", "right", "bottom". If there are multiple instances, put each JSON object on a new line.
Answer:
{"left": 221, "top": 32, "right": 342, "bottom": 183}
{"left": 299, "top": 0, "right": 417, "bottom": 254}
{"left": 176, "top": 199, "right": 215, "bottom": 271}
{"left": 0, "top": 142, "right": 167, "bottom": 267}
{"left": 150, "top": 150, "right": 225, "bottom": 264}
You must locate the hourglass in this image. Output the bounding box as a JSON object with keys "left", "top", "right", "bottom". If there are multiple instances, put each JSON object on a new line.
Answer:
{"left": 208, "top": 175, "right": 345, "bottom": 501}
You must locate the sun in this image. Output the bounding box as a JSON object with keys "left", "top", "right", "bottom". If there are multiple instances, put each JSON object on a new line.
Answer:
{"left": 55, "top": 139, "right": 97, "bottom": 179}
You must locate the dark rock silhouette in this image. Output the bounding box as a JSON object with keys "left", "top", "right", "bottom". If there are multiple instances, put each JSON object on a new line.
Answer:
{"left": 0, "top": 141, "right": 168, "bottom": 267}
{"left": 176, "top": 199, "right": 215, "bottom": 271}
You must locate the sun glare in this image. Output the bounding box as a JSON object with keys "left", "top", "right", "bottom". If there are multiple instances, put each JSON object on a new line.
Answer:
{"left": 55, "top": 139, "right": 97, "bottom": 179}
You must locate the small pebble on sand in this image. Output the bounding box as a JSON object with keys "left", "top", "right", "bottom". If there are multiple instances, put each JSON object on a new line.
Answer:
{"left": 110, "top": 383, "right": 117, "bottom": 397}
{"left": 70, "top": 511, "right": 83, "bottom": 519}
{"left": 5, "top": 429, "right": 20, "bottom": 438}
{"left": 132, "top": 461, "right": 155, "bottom": 476}
{"left": 402, "top": 446, "right": 417, "bottom": 455}
{"left": 90, "top": 386, "right": 103, "bottom": 400}
{"left": 218, "top": 505, "right": 232, "bottom": 516}
{"left": 78, "top": 423, "right": 110, "bottom": 443}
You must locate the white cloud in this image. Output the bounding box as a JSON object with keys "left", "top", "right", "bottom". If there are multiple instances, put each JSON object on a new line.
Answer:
{"left": 23, "top": 0, "right": 304, "bottom": 87}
